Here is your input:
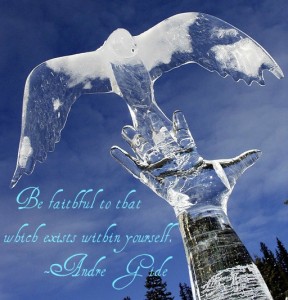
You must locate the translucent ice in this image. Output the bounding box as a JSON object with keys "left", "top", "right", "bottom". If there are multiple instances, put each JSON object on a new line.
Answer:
{"left": 112, "top": 110, "right": 272, "bottom": 299}
{"left": 11, "top": 12, "right": 281, "bottom": 299}
{"left": 111, "top": 110, "right": 261, "bottom": 217}
{"left": 11, "top": 12, "right": 283, "bottom": 187}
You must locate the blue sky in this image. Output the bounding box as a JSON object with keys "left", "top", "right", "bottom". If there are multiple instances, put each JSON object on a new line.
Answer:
{"left": 0, "top": 0, "right": 287, "bottom": 299}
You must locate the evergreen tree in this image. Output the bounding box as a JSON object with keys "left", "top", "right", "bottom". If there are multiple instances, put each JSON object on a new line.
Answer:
{"left": 123, "top": 297, "right": 131, "bottom": 300}
{"left": 179, "top": 283, "right": 193, "bottom": 300}
{"left": 255, "top": 242, "right": 288, "bottom": 299}
{"left": 276, "top": 238, "right": 288, "bottom": 275}
{"left": 145, "top": 272, "right": 174, "bottom": 300}
{"left": 276, "top": 238, "right": 288, "bottom": 299}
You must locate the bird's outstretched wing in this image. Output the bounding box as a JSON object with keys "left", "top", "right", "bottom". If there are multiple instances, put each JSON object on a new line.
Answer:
{"left": 11, "top": 49, "right": 114, "bottom": 187}
{"left": 135, "top": 12, "right": 284, "bottom": 84}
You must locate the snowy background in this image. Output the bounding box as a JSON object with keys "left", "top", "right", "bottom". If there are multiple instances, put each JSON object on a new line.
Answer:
{"left": 0, "top": 0, "right": 287, "bottom": 299}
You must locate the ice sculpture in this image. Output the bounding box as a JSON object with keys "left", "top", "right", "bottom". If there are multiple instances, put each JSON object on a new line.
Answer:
{"left": 11, "top": 12, "right": 283, "bottom": 299}
{"left": 111, "top": 110, "right": 273, "bottom": 299}
{"left": 11, "top": 12, "right": 283, "bottom": 188}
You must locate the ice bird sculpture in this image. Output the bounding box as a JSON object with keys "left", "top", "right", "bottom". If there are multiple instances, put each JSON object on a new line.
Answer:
{"left": 11, "top": 12, "right": 283, "bottom": 187}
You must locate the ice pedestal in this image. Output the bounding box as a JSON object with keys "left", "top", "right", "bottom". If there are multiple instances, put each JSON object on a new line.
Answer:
{"left": 179, "top": 208, "right": 273, "bottom": 299}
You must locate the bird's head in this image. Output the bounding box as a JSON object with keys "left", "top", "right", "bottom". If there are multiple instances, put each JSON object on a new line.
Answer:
{"left": 105, "top": 28, "right": 137, "bottom": 59}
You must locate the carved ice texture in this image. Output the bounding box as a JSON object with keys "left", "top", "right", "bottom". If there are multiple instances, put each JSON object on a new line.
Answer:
{"left": 12, "top": 12, "right": 283, "bottom": 187}
{"left": 12, "top": 12, "right": 283, "bottom": 299}
{"left": 202, "top": 264, "right": 271, "bottom": 299}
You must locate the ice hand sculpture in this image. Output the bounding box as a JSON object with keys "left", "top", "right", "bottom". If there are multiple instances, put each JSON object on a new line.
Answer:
{"left": 111, "top": 111, "right": 273, "bottom": 299}
{"left": 11, "top": 12, "right": 283, "bottom": 187}
{"left": 111, "top": 111, "right": 260, "bottom": 217}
